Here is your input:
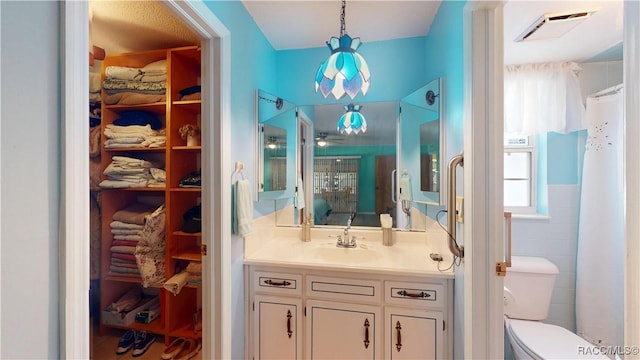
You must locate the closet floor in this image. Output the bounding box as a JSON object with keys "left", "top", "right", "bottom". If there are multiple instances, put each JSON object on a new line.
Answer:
{"left": 91, "top": 321, "right": 203, "bottom": 360}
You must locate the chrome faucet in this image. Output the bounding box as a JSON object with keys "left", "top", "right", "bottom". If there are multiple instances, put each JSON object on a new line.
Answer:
{"left": 337, "top": 213, "right": 357, "bottom": 248}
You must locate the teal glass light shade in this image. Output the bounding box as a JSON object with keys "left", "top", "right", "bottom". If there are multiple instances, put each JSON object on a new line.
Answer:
{"left": 337, "top": 104, "right": 367, "bottom": 134}
{"left": 315, "top": 34, "right": 371, "bottom": 100}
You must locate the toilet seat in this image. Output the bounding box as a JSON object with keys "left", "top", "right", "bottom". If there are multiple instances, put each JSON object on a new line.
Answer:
{"left": 507, "top": 319, "right": 609, "bottom": 359}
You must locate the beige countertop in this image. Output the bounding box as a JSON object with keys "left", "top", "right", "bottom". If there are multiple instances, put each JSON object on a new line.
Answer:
{"left": 244, "top": 231, "right": 455, "bottom": 278}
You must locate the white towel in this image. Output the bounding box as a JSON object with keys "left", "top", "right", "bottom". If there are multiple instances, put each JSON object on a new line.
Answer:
{"left": 295, "top": 177, "right": 306, "bottom": 209}
{"left": 399, "top": 176, "right": 412, "bottom": 201}
{"left": 163, "top": 272, "right": 188, "bottom": 296}
{"left": 235, "top": 179, "right": 254, "bottom": 237}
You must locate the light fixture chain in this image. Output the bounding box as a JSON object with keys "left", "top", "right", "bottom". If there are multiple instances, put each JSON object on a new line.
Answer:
{"left": 340, "top": 0, "right": 346, "bottom": 37}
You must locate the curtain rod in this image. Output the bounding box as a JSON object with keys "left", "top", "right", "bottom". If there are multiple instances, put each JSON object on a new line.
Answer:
{"left": 590, "top": 83, "right": 623, "bottom": 98}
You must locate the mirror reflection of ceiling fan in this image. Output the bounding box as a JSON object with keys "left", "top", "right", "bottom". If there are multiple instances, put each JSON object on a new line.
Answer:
{"left": 315, "top": 132, "right": 344, "bottom": 147}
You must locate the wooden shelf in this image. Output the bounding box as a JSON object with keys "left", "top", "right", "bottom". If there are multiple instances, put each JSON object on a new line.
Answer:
{"left": 172, "top": 251, "right": 201, "bottom": 262}
{"left": 172, "top": 100, "right": 201, "bottom": 113}
{"left": 99, "top": 45, "right": 202, "bottom": 343}
{"left": 172, "top": 231, "right": 202, "bottom": 237}
{"left": 101, "top": 187, "right": 166, "bottom": 192}
{"left": 170, "top": 187, "right": 201, "bottom": 193}
{"left": 104, "top": 102, "right": 166, "bottom": 113}
{"left": 172, "top": 145, "right": 201, "bottom": 151}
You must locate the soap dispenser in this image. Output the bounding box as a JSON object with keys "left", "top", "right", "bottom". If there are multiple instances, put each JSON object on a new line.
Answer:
{"left": 301, "top": 214, "right": 312, "bottom": 242}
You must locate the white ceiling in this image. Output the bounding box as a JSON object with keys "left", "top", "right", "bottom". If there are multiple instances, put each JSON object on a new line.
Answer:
{"left": 242, "top": 0, "right": 623, "bottom": 64}
{"left": 89, "top": 1, "right": 623, "bottom": 64}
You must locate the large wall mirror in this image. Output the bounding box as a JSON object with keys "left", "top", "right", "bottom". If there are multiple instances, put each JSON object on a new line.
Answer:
{"left": 399, "top": 78, "right": 446, "bottom": 206}
{"left": 255, "top": 89, "right": 298, "bottom": 201}
{"left": 263, "top": 78, "right": 445, "bottom": 231}
{"left": 311, "top": 101, "right": 399, "bottom": 228}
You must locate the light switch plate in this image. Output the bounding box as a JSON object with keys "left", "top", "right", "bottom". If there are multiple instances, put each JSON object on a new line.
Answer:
{"left": 455, "top": 196, "right": 464, "bottom": 223}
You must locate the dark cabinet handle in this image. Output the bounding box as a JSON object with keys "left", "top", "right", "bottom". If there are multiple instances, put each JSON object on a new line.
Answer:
{"left": 395, "top": 321, "right": 402, "bottom": 352}
{"left": 264, "top": 279, "right": 291, "bottom": 287}
{"left": 286, "top": 310, "right": 292, "bottom": 338}
{"left": 397, "top": 290, "right": 431, "bottom": 298}
{"left": 364, "top": 318, "right": 370, "bottom": 349}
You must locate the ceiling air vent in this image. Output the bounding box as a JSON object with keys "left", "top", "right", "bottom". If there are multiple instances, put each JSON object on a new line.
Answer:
{"left": 515, "top": 9, "right": 598, "bottom": 42}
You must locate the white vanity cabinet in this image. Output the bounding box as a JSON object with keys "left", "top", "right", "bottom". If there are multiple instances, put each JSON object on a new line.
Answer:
{"left": 250, "top": 271, "right": 303, "bottom": 359}
{"left": 307, "top": 300, "right": 381, "bottom": 359}
{"left": 246, "top": 266, "right": 452, "bottom": 360}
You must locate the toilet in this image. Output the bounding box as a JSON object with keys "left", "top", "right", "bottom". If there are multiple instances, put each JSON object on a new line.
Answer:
{"left": 504, "top": 256, "right": 608, "bottom": 359}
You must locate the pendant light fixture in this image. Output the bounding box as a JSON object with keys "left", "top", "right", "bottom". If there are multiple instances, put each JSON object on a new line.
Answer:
{"left": 315, "top": 0, "right": 371, "bottom": 100}
{"left": 337, "top": 104, "right": 367, "bottom": 134}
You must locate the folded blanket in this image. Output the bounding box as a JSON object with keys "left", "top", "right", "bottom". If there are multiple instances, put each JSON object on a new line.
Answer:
{"left": 113, "top": 234, "right": 144, "bottom": 242}
{"left": 112, "top": 156, "right": 158, "bottom": 168}
{"left": 185, "top": 262, "right": 202, "bottom": 275}
{"left": 111, "top": 257, "right": 137, "bottom": 265}
{"left": 110, "top": 245, "right": 136, "bottom": 254}
{"left": 111, "top": 229, "right": 141, "bottom": 236}
{"left": 112, "top": 202, "right": 157, "bottom": 225}
{"left": 103, "top": 79, "right": 166, "bottom": 94}
{"left": 110, "top": 259, "right": 138, "bottom": 269}
{"left": 110, "top": 221, "right": 144, "bottom": 230}
{"left": 111, "top": 240, "right": 139, "bottom": 247}
{"left": 99, "top": 179, "right": 148, "bottom": 189}
{"left": 111, "top": 253, "right": 136, "bottom": 262}
{"left": 180, "top": 92, "right": 201, "bottom": 101}
{"left": 109, "top": 265, "right": 140, "bottom": 275}
{"left": 104, "top": 92, "right": 166, "bottom": 105}
{"left": 164, "top": 272, "right": 188, "bottom": 296}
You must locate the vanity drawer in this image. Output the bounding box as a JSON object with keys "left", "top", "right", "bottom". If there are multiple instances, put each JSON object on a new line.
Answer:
{"left": 306, "top": 275, "right": 381, "bottom": 304}
{"left": 253, "top": 271, "right": 302, "bottom": 296}
{"left": 385, "top": 281, "right": 443, "bottom": 308}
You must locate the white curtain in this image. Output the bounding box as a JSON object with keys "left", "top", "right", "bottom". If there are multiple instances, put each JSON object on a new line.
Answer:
{"left": 575, "top": 89, "right": 624, "bottom": 347}
{"left": 504, "top": 62, "right": 586, "bottom": 135}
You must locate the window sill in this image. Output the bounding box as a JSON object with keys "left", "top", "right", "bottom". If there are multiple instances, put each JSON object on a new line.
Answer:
{"left": 511, "top": 213, "right": 550, "bottom": 221}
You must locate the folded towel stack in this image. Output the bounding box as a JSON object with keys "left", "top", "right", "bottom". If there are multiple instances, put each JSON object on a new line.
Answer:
{"left": 99, "top": 155, "right": 165, "bottom": 189}
{"left": 103, "top": 110, "right": 166, "bottom": 149}
{"left": 103, "top": 59, "right": 167, "bottom": 105}
{"left": 108, "top": 203, "right": 158, "bottom": 277}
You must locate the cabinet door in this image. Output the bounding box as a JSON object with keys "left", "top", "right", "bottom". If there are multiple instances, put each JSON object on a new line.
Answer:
{"left": 386, "top": 307, "right": 443, "bottom": 360}
{"left": 306, "top": 300, "right": 381, "bottom": 360}
{"left": 253, "top": 295, "right": 302, "bottom": 360}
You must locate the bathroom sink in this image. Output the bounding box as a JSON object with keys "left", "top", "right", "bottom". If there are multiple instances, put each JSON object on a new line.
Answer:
{"left": 309, "top": 243, "right": 381, "bottom": 264}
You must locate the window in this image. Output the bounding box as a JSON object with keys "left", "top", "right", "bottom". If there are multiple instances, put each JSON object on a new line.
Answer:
{"left": 504, "top": 135, "right": 537, "bottom": 214}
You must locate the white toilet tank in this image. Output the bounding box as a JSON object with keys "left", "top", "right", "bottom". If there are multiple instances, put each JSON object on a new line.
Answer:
{"left": 504, "top": 256, "right": 559, "bottom": 320}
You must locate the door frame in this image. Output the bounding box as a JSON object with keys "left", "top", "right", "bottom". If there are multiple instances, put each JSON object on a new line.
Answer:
{"left": 624, "top": 1, "right": 640, "bottom": 348}
{"left": 60, "top": 1, "right": 231, "bottom": 359}
{"left": 464, "top": 0, "right": 640, "bottom": 356}
{"left": 462, "top": 2, "right": 505, "bottom": 358}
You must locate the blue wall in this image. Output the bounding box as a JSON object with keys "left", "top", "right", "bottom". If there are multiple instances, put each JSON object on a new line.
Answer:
{"left": 202, "top": 2, "right": 279, "bottom": 359}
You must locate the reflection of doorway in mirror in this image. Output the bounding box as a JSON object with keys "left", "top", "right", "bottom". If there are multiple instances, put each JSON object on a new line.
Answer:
{"left": 375, "top": 155, "right": 396, "bottom": 227}
{"left": 420, "top": 154, "right": 438, "bottom": 192}
{"left": 313, "top": 157, "right": 359, "bottom": 224}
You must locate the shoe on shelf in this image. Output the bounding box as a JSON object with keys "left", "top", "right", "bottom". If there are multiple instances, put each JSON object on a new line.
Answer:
{"left": 115, "top": 329, "right": 137, "bottom": 355}
{"left": 132, "top": 331, "right": 156, "bottom": 357}
{"left": 161, "top": 337, "right": 187, "bottom": 360}
{"left": 174, "top": 338, "right": 201, "bottom": 360}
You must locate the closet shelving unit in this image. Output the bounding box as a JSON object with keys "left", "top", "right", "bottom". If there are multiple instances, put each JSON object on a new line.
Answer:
{"left": 99, "top": 46, "right": 203, "bottom": 344}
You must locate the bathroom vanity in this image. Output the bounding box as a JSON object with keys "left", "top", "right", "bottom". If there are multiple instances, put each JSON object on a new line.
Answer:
{"left": 244, "top": 234, "right": 454, "bottom": 359}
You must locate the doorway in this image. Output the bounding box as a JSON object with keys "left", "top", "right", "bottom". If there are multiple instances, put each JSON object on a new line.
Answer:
{"left": 62, "top": 2, "right": 231, "bottom": 359}
{"left": 375, "top": 155, "right": 395, "bottom": 221}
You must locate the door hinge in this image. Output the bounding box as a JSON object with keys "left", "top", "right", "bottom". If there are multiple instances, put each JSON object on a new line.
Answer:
{"left": 201, "top": 244, "right": 207, "bottom": 256}
{"left": 304, "top": 306, "right": 306, "bottom": 317}
{"left": 496, "top": 261, "right": 511, "bottom": 277}
{"left": 252, "top": 301, "right": 255, "bottom": 311}
{"left": 443, "top": 320, "right": 446, "bottom": 331}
